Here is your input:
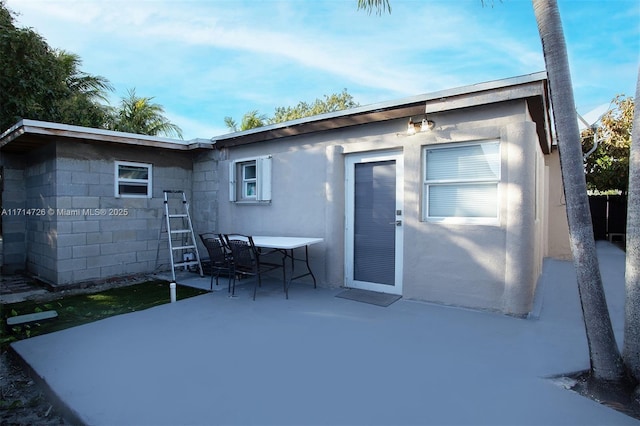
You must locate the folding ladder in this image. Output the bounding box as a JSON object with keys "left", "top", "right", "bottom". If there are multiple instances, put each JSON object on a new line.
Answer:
{"left": 156, "top": 190, "right": 203, "bottom": 282}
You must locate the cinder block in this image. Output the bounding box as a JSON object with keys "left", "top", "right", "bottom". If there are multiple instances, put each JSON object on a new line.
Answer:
{"left": 88, "top": 184, "right": 113, "bottom": 197}
{"left": 56, "top": 233, "right": 87, "bottom": 248}
{"left": 72, "top": 220, "right": 100, "bottom": 233}
{"left": 55, "top": 221, "right": 73, "bottom": 234}
{"left": 111, "top": 230, "right": 137, "bottom": 242}
{"left": 58, "top": 184, "right": 89, "bottom": 197}
{"left": 136, "top": 229, "right": 159, "bottom": 242}
{"left": 73, "top": 244, "right": 100, "bottom": 258}
{"left": 56, "top": 196, "right": 73, "bottom": 209}
{"left": 71, "top": 196, "right": 100, "bottom": 209}
{"left": 57, "top": 246, "right": 72, "bottom": 260}
{"left": 73, "top": 267, "right": 101, "bottom": 282}
{"left": 136, "top": 249, "right": 158, "bottom": 262}
{"left": 134, "top": 208, "right": 159, "bottom": 220}
{"left": 57, "top": 257, "right": 87, "bottom": 273}
{"left": 105, "top": 219, "right": 148, "bottom": 232}
{"left": 87, "top": 231, "right": 113, "bottom": 245}
{"left": 71, "top": 172, "right": 96, "bottom": 185}
{"left": 1, "top": 232, "right": 24, "bottom": 243}
{"left": 89, "top": 161, "right": 111, "bottom": 174}
{"left": 57, "top": 158, "right": 90, "bottom": 172}
{"left": 100, "top": 264, "right": 127, "bottom": 277}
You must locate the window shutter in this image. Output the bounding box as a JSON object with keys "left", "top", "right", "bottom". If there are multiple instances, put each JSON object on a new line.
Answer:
{"left": 257, "top": 156, "right": 272, "bottom": 201}
{"left": 228, "top": 161, "right": 237, "bottom": 202}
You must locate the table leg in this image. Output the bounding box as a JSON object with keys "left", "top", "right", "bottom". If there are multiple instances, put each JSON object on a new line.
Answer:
{"left": 284, "top": 245, "right": 317, "bottom": 298}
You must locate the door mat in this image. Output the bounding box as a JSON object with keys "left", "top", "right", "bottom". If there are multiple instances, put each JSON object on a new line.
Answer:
{"left": 335, "top": 288, "right": 401, "bottom": 307}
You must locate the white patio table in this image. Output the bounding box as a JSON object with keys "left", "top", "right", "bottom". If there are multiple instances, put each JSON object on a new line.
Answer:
{"left": 250, "top": 236, "right": 323, "bottom": 298}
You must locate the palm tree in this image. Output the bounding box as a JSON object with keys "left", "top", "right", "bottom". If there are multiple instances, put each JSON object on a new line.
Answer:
{"left": 111, "top": 89, "right": 183, "bottom": 138}
{"left": 55, "top": 50, "right": 113, "bottom": 102}
{"left": 224, "top": 110, "right": 268, "bottom": 132}
{"left": 54, "top": 50, "right": 114, "bottom": 128}
{"left": 532, "top": 0, "right": 625, "bottom": 383}
{"left": 624, "top": 70, "right": 640, "bottom": 385}
{"left": 357, "top": 0, "right": 627, "bottom": 383}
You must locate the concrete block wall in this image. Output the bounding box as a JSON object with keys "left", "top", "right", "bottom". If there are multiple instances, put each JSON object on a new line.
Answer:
{"left": 24, "top": 145, "right": 58, "bottom": 282}
{"left": 51, "top": 143, "right": 194, "bottom": 286}
{"left": 2, "top": 137, "right": 219, "bottom": 287}
{"left": 191, "top": 150, "right": 219, "bottom": 238}
{"left": 17, "top": 141, "right": 196, "bottom": 287}
{"left": 1, "top": 153, "right": 28, "bottom": 273}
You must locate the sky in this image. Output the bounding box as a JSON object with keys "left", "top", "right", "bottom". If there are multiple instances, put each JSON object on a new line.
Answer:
{"left": 5, "top": 0, "right": 639, "bottom": 140}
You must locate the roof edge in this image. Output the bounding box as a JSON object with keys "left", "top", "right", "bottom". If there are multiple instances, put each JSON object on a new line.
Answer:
{"left": 212, "top": 71, "right": 548, "bottom": 143}
{"left": 1, "top": 119, "right": 214, "bottom": 152}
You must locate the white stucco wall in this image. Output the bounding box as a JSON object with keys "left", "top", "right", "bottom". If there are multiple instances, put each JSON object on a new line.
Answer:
{"left": 544, "top": 150, "right": 572, "bottom": 259}
{"left": 217, "top": 99, "right": 558, "bottom": 315}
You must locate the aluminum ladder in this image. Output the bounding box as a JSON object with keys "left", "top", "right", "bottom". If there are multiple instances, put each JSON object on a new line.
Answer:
{"left": 157, "top": 190, "right": 203, "bottom": 282}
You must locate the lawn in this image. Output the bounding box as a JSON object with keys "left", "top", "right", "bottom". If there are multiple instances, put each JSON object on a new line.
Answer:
{"left": 1, "top": 280, "right": 208, "bottom": 349}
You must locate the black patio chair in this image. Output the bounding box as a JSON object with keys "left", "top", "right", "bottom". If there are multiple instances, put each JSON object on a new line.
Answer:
{"left": 199, "top": 233, "right": 233, "bottom": 292}
{"left": 223, "top": 234, "right": 285, "bottom": 300}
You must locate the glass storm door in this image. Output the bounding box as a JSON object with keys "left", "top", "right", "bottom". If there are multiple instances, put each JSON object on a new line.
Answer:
{"left": 345, "top": 151, "right": 403, "bottom": 294}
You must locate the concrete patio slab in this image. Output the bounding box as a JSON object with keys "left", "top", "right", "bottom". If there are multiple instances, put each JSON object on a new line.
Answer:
{"left": 10, "top": 242, "right": 639, "bottom": 425}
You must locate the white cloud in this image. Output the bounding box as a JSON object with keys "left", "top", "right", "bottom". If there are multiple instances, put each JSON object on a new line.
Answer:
{"left": 5, "top": 0, "right": 637, "bottom": 140}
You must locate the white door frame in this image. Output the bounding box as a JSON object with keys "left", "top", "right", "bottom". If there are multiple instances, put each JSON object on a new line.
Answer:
{"left": 345, "top": 150, "right": 403, "bottom": 295}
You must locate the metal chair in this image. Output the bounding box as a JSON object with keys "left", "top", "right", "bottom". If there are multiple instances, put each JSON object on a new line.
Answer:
{"left": 199, "top": 233, "right": 233, "bottom": 292}
{"left": 223, "top": 234, "right": 285, "bottom": 300}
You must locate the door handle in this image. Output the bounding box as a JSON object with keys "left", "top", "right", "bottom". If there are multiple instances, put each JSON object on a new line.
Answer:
{"left": 389, "top": 220, "right": 402, "bottom": 226}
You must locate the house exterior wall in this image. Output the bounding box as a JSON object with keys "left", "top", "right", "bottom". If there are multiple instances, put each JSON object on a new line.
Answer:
{"left": 6, "top": 139, "right": 198, "bottom": 286}
{"left": 0, "top": 152, "right": 28, "bottom": 273}
{"left": 25, "top": 143, "right": 57, "bottom": 282}
{"left": 544, "top": 149, "right": 572, "bottom": 259}
{"left": 217, "top": 99, "right": 558, "bottom": 315}
{"left": 191, "top": 150, "right": 219, "bottom": 237}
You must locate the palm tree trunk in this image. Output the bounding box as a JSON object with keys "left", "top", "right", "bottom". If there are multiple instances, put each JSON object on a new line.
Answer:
{"left": 532, "top": 0, "right": 626, "bottom": 382}
{"left": 623, "top": 69, "right": 640, "bottom": 384}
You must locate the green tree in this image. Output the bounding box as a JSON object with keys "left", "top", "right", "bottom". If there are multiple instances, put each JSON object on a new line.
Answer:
{"left": 54, "top": 50, "right": 114, "bottom": 128}
{"left": 357, "top": 0, "right": 628, "bottom": 384}
{"left": 0, "top": 1, "right": 67, "bottom": 131}
{"left": 0, "top": 2, "right": 114, "bottom": 131}
{"left": 272, "top": 89, "right": 359, "bottom": 123}
{"left": 224, "top": 89, "right": 359, "bottom": 132}
{"left": 110, "top": 89, "right": 183, "bottom": 138}
{"left": 582, "top": 95, "right": 634, "bottom": 194}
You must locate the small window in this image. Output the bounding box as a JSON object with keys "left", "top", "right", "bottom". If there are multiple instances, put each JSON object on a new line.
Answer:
{"left": 229, "top": 156, "right": 272, "bottom": 203}
{"left": 115, "top": 161, "right": 152, "bottom": 198}
{"left": 242, "top": 162, "right": 257, "bottom": 199}
{"left": 423, "top": 141, "right": 500, "bottom": 224}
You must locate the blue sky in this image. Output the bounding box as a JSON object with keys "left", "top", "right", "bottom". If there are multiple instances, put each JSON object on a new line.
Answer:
{"left": 5, "top": 0, "right": 639, "bottom": 140}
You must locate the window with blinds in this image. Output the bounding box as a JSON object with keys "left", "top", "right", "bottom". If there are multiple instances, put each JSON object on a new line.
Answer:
{"left": 423, "top": 141, "right": 500, "bottom": 224}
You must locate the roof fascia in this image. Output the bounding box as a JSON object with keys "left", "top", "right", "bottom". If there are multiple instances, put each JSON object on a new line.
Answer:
{"left": 213, "top": 72, "right": 549, "bottom": 148}
{"left": 1, "top": 119, "right": 214, "bottom": 152}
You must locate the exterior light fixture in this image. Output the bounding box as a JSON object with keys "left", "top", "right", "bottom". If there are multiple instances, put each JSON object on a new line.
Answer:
{"left": 406, "top": 116, "right": 435, "bottom": 135}
{"left": 421, "top": 118, "right": 435, "bottom": 131}
{"left": 407, "top": 119, "right": 416, "bottom": 135}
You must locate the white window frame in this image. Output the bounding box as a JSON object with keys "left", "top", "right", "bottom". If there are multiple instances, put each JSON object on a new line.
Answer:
{"left": 241, "top": 162, "right": 257, "bottom": 199}
{"left": 229, "top": 155, "right": 272, "bottom": 203}
{"left": 115, "top": 161, "right": 152, "bottom": 198}
{"left": 422, "top": 140, "right": 501, "bottom": 225}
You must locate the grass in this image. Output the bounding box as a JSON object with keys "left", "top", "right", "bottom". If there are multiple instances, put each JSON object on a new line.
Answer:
{"left": 0, "top": 280, "right": 208, "bottom": 350}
